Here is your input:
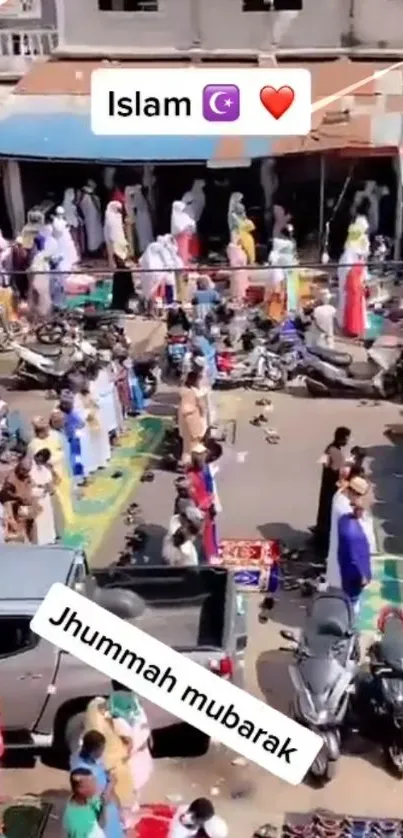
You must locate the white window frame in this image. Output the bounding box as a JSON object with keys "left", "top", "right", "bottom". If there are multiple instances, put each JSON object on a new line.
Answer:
{"left": 0, "top": 0, "right": 42, "bottom": 18}
{"left": 98, "top": 0, "right": 161, "bottom": 12}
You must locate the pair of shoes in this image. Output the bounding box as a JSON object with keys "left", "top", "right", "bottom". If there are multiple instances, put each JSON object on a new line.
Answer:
{"left": 265, "top": 427, "right": 280, "bottom": 443}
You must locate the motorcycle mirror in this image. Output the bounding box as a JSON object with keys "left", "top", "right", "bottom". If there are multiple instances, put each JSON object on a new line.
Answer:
{"left": 280, "top": 629, "right": 297, "bottom": 643}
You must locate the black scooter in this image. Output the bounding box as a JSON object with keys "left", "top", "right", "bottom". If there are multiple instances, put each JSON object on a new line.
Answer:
{"left": 305, "top": 350, "right": 403, "bottom": 400}
{"left": 353, "top": 612, "right": 403, "bottom": 775}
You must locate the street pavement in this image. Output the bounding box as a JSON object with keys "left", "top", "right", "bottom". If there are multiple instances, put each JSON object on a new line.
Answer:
{"left": 3, "top": 329, "right": 403, "bottom": 833}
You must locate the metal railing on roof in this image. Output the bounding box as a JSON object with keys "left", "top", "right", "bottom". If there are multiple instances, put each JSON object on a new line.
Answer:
{"left": 0, "top": 29, "right": 58, "bottom": 76}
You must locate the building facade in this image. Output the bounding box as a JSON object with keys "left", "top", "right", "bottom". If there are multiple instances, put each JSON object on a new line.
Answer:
{"left": 0, "top": 0, "right": 58, "bottom": 79}
{"left": 54, "top": 0, "right": 403, "bottom": 57}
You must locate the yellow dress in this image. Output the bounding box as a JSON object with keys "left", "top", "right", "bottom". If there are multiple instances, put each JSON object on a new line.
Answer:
{"left": 239, "top": 218, "right": 256, "bottom": 264}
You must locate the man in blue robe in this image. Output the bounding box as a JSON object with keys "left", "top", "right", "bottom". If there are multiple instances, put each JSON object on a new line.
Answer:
{"left": 337, "top": 475, "right": 372, "bottom": 613}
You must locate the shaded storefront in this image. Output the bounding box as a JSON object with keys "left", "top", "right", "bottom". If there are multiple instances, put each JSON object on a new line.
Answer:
{"left": 0, "top": 57, "right": 403, "bottom": 251}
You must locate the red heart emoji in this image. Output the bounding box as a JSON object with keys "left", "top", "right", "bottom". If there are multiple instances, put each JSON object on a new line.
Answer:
{"left": 259, "top": 86, "right": 294, "bottom": 120}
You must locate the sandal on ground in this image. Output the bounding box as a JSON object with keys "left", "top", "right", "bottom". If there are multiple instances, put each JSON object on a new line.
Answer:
{"left": 253, "top": 825, "right": 278, "bottom": 838}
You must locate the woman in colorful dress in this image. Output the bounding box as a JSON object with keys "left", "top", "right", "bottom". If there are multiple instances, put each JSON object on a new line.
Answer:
{"left": 107, "top": 685, "right": 154, "bottom": 832}
{"left": 186, "top": 442, "right": 218, "bottom": 563}
{"left": 343, "top": 230, "right": 369, "bottom": 339}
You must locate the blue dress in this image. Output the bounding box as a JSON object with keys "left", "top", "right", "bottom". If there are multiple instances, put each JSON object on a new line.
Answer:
{"left": 70, "top": 752, "right": 124, "bottom": 838}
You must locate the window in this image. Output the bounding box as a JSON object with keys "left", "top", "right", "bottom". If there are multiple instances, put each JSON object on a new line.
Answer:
{"left": 98, "top": 0, "right": 159, "bottom": 10}
{"left": 0, "top": 617, "right": 39, "bottom": 659}
{"left": 242, "top": 0, "right": 302, "bottom": 9}
{"left": 0, "top": 0, "right": 42, "bottom": 16}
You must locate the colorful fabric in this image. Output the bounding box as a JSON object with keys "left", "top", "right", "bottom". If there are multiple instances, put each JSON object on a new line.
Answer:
{"left": 344, "top": 264, "right": 366, "bottom": 338}
{"left": 108, "top": 691, "right": 142, "bottom": 723}
{"left": 63, "top": 410, "right": 86, "bottom": 479}
{"left": 187, "top": 465, "right": 218, "bottom": 561}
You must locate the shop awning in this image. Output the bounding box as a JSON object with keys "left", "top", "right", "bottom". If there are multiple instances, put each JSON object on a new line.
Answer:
{"left": 0, "top": 58, "right": 401, "bottom": 161}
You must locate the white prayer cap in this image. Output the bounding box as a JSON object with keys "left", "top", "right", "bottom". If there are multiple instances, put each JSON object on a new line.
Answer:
{"left": 55, "top": 206, "right": 65, "bottom": 215}
{"left": 204, "top": 816, "right": 228, "bottom": 838}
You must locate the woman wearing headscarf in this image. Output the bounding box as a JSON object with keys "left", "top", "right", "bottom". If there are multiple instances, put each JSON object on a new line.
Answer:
{"left": 227, "top": 233, "right": 249, "bottom": 305}
{"left": 107, "top": 683, "right": 153, "bottom": 831}
{"left": 29, "top": 235, "right": 52, "bottom": 318}
{"left": 178, "top": 368, "right": 208, "bottom": 465}
{"left": 52, "top": 207, "right": 79, "bottom": 273}
{"left": 171, "top": 201, "right": 196, "bottom": 266}
{"left": 104, "top": 201, "right": 129, "bottom": 271}
{"left": 337, "top": 216, "right": 369, "bottom": 331}
{"left": 227, "top": 192, "right": 255, "bottom": 264}
{"left": 110, "top": 244, "right": 134, "bottom": 315}
{"left": 314, "top": 426, "right": 351, "bottom": 560}
{"left": 139, "top": 241, "right": 167, "bottom": 317}
{"left": 130, "top": 184, "right": 153, "bottom": 255}
{"left": 79, "top": 180, "right": 104, "bottom": 256}
{"left": 62, "top": 188, "right": 82, "bottom": 255}
{"left": 182, "top": 180, "right": 205, "bottom": 260}
{"left": 164, "top": 234, "right": 184, "bottom": 303}
{"left": 10, "top": 237, "right": 29, "bottom": 301}
{"left": 343, "top": 230, "right": 369, "bottom": 339}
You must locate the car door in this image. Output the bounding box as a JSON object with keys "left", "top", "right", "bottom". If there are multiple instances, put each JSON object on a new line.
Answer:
{"left": 0, "top": 614, "right": 58, "bottom": 730}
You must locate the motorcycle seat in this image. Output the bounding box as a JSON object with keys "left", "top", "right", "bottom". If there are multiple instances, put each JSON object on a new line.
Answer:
{"left": 378, "top": 618, "right": 403, "bottom": 669}
{"left": 29, "top": 343, "right": 62, "bottom": 358}
{"left": 309, "top": 346, "right": 352, "bottom": 368}
{"left": 307, "top": 593, "right": 353, "bottom": 639}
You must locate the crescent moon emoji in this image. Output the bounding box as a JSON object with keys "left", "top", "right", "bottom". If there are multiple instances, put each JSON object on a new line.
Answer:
{"left": 209, "top": 91, "right": 227, "bottom": 116}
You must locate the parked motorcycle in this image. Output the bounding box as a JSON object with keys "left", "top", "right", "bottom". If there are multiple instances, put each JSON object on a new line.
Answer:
{"left": 280, "top": 590, "right": 358, "bottom": 782}
{"left": 353, "top": 609, "right": 403, "bottom": 776}
{"left": 36, "top": 307, "right": 121, "bottom": 345}
{"left": 305, "top": 348, "right": 403, "bottom": 400}
{"left": 11, "top": 342, "right": 71, "bottom": 390}
{"left": 215, "top": 340, "right": 287, "bottom": 390}
{"left": 165, "top": 328, "right": 190, "bottom": 379}
{"left": 133, "top": 357, "right": 160, "bottom": 399}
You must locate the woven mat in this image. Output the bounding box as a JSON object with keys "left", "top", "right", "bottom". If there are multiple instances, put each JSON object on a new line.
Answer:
{"left": 0, "top": 800, "right": 51, "bottom": 838}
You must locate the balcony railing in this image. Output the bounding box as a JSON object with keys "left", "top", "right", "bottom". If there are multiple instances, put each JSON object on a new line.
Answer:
{"left": 0, "top": 29, "right": 58, "bottom": 77}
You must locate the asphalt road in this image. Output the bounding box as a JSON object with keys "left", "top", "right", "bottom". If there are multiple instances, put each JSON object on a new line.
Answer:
{"left": 3, "top": 332, "right": 403, "bottom": 835}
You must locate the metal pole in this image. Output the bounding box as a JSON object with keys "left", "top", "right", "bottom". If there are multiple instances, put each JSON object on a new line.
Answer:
{"left": 318, "top": 154, "right": 326, "bottom": 251}
{"left": 394, "top": 151, "right": 403, "bottom": 263}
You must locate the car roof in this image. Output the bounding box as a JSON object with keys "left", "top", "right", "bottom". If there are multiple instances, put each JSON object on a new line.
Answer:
{"left": 0, "top": 545, "right": 77, "bottom": 606}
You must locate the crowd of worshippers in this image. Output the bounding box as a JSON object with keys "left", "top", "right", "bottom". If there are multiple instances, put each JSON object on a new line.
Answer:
{"left": 0, "top": 350, "right": 146, "bottom": 546}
